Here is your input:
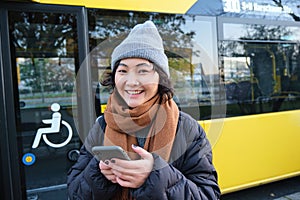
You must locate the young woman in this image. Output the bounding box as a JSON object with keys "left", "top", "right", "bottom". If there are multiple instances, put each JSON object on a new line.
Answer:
{"left": 67, "top": 20, "right": 220, "bottom": 200}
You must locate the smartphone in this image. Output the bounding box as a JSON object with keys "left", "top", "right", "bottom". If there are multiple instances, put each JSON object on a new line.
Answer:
{"left": 92, "top": 146, "right": 131, "bottom": 161}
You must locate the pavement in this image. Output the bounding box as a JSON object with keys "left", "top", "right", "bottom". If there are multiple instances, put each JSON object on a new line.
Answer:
{"left": 273, "top": 192, "right": 300, "bottom": 200}
{"left": 221, "top": 176, "right": 300, "bottom": 200}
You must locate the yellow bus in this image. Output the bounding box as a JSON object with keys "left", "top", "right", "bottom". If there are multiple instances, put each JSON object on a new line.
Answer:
{"left": 0, "top": 0, "right": 299, "bottom": 199}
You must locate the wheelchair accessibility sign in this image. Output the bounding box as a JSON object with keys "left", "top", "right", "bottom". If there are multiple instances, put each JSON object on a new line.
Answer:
{"left": 32, "top": 103, "right": 73, "bottom": 149}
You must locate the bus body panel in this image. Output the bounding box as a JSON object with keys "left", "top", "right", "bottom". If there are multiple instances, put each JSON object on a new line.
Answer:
{"left": 202, "top": 110, "right": 300, "bottom": 193}
{"left": 32, "top": 0, "right": 197, "bottom": 14}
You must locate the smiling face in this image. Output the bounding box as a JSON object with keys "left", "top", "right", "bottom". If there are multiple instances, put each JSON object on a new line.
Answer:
{"left": 114, "top": 58, "right": 159, "bottom": 108}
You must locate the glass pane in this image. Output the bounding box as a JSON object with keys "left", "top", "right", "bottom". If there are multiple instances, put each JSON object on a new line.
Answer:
{"left": 9, "top": 11, "right": 81, "bottom": 199}
{"left": 223, "top": 23, "right": 300, "bottom": 41}
{"left": 220, "top": 40, "right": 300, "bottom": 116}
{"left": 88, "top": 10, "right": 222, "bottom": 120}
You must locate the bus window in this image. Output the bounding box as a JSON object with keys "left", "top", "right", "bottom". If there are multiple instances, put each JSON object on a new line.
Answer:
{"left": 88, "top": 10, "right": 220, "bottom": 120}
{"left": 220, "top": 23, "right": 300, "bottom": 116}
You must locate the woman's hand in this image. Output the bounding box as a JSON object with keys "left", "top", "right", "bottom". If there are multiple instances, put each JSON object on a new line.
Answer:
{"left": 100, "top": 144, "right": 154, "bottom": 188}
{"left": 99, "top": 160, "right": 117, "bottom": 183}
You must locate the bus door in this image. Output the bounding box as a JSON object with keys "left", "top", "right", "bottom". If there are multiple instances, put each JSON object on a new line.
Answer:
{"left": 3, "top": 4, "right": 93, "bottom": 199}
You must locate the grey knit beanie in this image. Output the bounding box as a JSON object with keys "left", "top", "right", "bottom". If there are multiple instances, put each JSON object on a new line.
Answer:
{"left": 111, "top": 20, "right": 170, "bottom": 77}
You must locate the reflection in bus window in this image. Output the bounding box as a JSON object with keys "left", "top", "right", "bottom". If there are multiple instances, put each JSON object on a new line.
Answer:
{"left": 220, "top": 23, "right": 300, "bottom": 116}
{"left": 89, "top": 10, "right": 219, "bottom": 120}
{"left": 17, "top": 57, "right": 75, "bottom": 108}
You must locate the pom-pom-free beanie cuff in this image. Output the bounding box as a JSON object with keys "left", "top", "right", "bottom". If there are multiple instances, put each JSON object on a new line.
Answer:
{"left": 111, "top": 46, "right": 169, "bottom": 77}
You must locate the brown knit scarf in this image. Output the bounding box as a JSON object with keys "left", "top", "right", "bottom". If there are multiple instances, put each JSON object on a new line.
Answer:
{"left": 103, "top": 91, "right": 179, "bottom": 199}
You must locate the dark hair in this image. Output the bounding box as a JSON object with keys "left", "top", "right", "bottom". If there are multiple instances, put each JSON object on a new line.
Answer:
{"left": 100, "top": 60, "right": 174, "bottom": 103}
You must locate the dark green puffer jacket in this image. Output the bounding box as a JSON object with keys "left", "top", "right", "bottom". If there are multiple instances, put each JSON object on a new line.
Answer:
{"left": 67, "top": 111, "right": 221, "bottom": 200}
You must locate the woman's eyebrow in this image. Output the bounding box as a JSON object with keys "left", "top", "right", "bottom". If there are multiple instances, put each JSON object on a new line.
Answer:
{"left": 136, "top": 63, "right": 152, "bottom": 67}
{"left": 118, "top": 63, "right": 128, "bottom": 67}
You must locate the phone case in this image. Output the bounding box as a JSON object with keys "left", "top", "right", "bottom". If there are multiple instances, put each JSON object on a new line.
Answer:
{"left": 92, "top": 146, "right": 131, "bottom": 161}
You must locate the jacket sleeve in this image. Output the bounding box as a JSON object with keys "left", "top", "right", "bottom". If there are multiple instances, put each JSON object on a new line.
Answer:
{"left": 67, "top": 122, "right": 122, "bottom": 200}
{"left": 132, "top": 116, "right": 220, "bottom": 200}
